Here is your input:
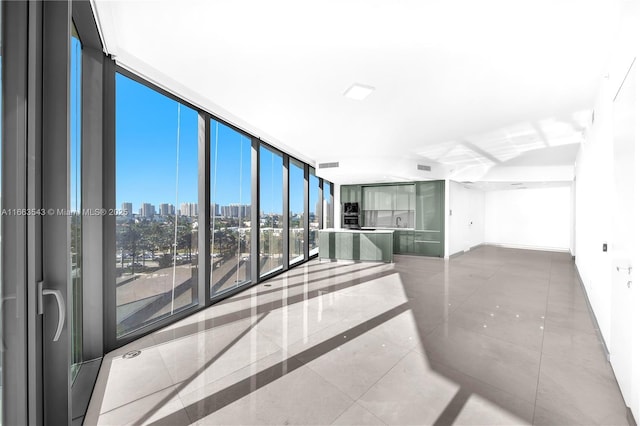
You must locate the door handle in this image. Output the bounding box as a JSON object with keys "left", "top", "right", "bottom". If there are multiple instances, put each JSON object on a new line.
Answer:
{"left": 616, "top": 266, "right": 632, "bottom": 274}
{"left": 38, "top": 281, "right": 65, "bottom": 342}
{"left": 1, "top": 295, "right": 17, "bottom": 351}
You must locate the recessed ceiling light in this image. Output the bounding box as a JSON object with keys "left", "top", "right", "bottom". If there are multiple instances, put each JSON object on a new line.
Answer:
{"left": 343, "top": 83, "right": 375, "bottom": 100}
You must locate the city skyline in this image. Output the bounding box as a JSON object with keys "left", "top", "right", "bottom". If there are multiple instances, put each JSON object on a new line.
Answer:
{"left": 120, "top": 200, "right": 314, "bottom": 217}
{"left": 117, "top": 197, "right": 313, "bottom": 216}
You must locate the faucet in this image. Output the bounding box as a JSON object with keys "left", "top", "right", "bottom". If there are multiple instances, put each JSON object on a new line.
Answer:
{"left": 396, "top": 216, "right": 402, "bottom": 227}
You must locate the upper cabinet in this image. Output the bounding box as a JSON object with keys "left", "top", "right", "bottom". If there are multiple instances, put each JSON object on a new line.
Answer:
{"left": 341, "top": 185, "right": 361, "bottom": 205}
{"left": 362, "top": 184, "right": 415, "bottom": 210}
{"left": 395, "top": 184, "right": 415, "bottom": 210}
{"left": 416, "top": 180, "right": 444, "bottom": 232}
{"left": 363, "top": 185, "right": 394, "bottom": 210}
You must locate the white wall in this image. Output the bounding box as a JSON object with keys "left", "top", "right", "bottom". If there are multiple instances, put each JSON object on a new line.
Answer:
{"left": 570, "top": 180, "right": 576, "bottom": 256}
{"left": 574, "top": 0, "right": 639, "bottom": 418}
{"left": 634, "top": 63, "right": 640, "bottom": 423}
{"left": 448, "top": 181, "right": 485, "bottom": 256}
{"left": 575, "top": 80, "right": 615, "bottom": 346}
{"left": 484, "top": 187, "right": 571, "bottom": 251}
{"left": 634, "top": 60, "right": 640, "bottom": 422}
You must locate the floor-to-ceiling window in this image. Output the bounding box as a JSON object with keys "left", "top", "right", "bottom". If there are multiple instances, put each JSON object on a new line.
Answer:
{"left": 115, "top": 73, "right": 199, "bottom": 337}
{"left": 210, "top": 119, "right": 251, "bottom": 296}
{"left": 323, "top": 180, "right": 333, "bottom": 229}
{"left": 259, "top": 145, "right": 284, "bottom": 276}
{"left": 289, "top": 158, "right": 305, "bottom": 265}
{"left": 70, "top": 23, "right": 82, "bottom": 380}
{"left": 309, "top": 168, "right": 320, "bottom": 255}
{"left": 106, "top": 66, "right": 334, "bottom": 344}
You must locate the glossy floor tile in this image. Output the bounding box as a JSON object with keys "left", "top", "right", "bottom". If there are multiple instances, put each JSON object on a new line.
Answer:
{"left": 86, "top": 246, "right": 629, "bottom": 425}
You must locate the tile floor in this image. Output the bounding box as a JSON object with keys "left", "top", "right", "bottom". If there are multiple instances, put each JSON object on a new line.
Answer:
{"left": 85, "top": 246, "right": 629, "bottom": 425}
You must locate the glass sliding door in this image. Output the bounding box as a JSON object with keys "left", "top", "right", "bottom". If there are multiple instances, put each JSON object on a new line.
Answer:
{"left": 210, "top": 119, "right": 251, "bottom": 296}
{"left": 259, "top": 145, "right": 284, "bottom": 276}
{"left": 309, "top": 168, "right": 320, "bottom": 255}
{"left": 70, "top": 23, "right": 82, "bottom": 382}
{"left": 0, "top": 3, "right": 30, "bottom": 423}
{"left": 289, "top": 159, "right": 305, "bottom": 265}
{"left": 115, "top": 74, "right": 199, "bottom": 337}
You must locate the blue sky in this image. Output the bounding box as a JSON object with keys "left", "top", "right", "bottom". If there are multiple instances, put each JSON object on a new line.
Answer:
{"left": 116, "top": 73, "right": 199, "bottom": 211}
{"left": 115, "top": 73, "right": 307, "bottom": 214}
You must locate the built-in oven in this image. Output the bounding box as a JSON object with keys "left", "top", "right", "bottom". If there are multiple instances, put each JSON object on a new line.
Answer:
{"left": 343, "top": 202, "right": 360, "bottom": 229}
{"left": 343, "top": 215, "right": 360, "bottom": 228}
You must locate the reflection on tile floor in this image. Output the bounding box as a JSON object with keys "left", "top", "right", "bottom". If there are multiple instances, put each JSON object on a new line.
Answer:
{"left": 85, "top": 246, "right": 629, "bottom": 425}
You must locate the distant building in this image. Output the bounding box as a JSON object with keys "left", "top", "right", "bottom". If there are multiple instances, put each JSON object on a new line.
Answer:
{"left": 180, "top": 202, "right": 198, "bottom": 217}
{"left": 221, "top": 203, "right": 251, "bottom": 218}
{"left": 121, "top": 202, "right": 133, "bottom": 217}
{"left": 140, "top": 203, "right": 155, "bottom": 218}
{"left": 159, "top": 203, "right": 175, "bottom": 216}
{"left": 240, "top": 204, "right": 251, "bottom": 218}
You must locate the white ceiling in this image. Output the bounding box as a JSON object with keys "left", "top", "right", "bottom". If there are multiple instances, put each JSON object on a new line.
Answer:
{"left": 92, "top": 0, "right": 621, "bottom": 186}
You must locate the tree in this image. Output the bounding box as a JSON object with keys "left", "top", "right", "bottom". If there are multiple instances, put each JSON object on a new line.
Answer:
{"left": 118, "top": 221, "right": 142, "bottom": 275}
{"left": 146, "top": 221, "right": 170, "bottom": 260}
{"left": 176, "top": 216, "right": 194, "bottom": 262}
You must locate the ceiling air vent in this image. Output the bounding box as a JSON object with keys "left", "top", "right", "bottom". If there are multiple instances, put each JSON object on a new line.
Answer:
{"left": 417, "top": 164, "right": 431, "bottom": 172}
{"left": 319, "top": 162, "right": 339, "bottom": 169}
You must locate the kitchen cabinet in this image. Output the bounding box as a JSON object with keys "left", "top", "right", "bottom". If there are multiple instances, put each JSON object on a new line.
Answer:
{"left": 413, "top": 230, "right": 442, "bottom": 256}
{"left": 393, "top": 230, "right": 415, "bottom": 254}
{"left": 319, "top": 229, "right": 394, "bottom": 262}
{"left": 340, "top": 180, "right": 445, "bottom": 257}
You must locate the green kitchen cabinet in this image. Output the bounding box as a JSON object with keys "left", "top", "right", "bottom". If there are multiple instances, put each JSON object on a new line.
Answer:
{"left": 415, "top": 181, "right": 445, "bottom": 257}
{"left": 413, "top": 230, "right": 442, "bottom": 256}
{"left": 395, "top": 184, "right": 415, "bottom": 210}
{"left": 319, "top": 230, "right": 394, "bottom": 262}
{"left": 340, "top": 184, "right": 363, "bottom": 226}
{"left": 341, "top": 184, "right": 361, "bottom": 204}
{"left": 341, "top": 180, "right": 444, "bottom": 258}
{"left": 393, "top": 230, "right": 415, "bottom": 254}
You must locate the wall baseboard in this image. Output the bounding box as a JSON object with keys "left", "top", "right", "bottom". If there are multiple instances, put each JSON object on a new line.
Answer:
{"left": 573, "top": 266, "right": 610, "bottom": 358}
{"left": 448, "top": 244, "right": 485, "bottom": 259}
{"left": 628, "top": 407, "right": 637, "bottom": 426}
{"left": 483, "top": 242, "right": 570, "bottom": 253}
{"left": 449, "top": 250, "right": 465, "bottom": 259}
